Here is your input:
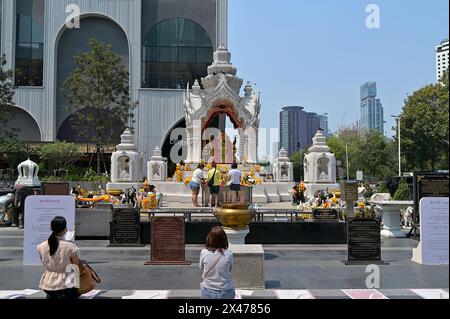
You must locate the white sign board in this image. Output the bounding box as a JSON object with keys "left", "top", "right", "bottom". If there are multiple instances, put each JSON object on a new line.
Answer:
{"left": 356, "top": 171, "right": 364, "bottom": 181}
{"left": 23, "top": 196, "right": 75, "bottom": 265}
{"left": 412, "top": 197, "right": 449, "bottom": 265}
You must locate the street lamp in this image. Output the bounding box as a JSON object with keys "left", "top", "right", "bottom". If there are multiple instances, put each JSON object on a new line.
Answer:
{"left": 391, "top": 115, "right": 402, "bottom": 177}
{"left": 346, "top": 143, "right": 350, "bottom": 181}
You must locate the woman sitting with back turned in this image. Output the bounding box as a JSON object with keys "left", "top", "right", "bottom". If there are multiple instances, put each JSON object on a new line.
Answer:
{"left": 199, "top": 226, "right": 235, "bottom": 299}
{"left": 37, "top": 216, "right": 81, "bottom": 299}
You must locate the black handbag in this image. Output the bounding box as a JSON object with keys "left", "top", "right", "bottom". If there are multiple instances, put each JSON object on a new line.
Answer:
{"left": 207, "top": 169, "right": 217, "bottom": 188}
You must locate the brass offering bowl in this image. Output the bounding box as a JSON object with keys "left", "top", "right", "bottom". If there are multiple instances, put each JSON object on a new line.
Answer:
{"left": 107, "top": 189, "right": 123, "bottom": 196}
{"left": 213, "top": 203, "right": 255, "bottom": 230}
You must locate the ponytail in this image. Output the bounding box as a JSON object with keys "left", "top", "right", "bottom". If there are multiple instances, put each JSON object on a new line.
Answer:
{"left": 48, "top": 232, "right": 59, "bottom": 256}
{"left": 48, "top": 216, "right": 67, "bottom": 256}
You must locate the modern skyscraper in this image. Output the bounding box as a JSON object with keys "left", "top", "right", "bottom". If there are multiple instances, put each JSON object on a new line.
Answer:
{"left": 436, "top": 39, "right": 449, "bottom": 83}
{"left": 279, "top": 106, "right": 327, "bottom": 156}
{"left": 318, "top": 113, "right": 329, "bottom": 137}
{"left": 359, "top": 81, "right": 384, "bottom": 134}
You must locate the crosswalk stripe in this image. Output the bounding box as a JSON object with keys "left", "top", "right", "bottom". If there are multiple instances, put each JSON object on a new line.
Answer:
{"left": 410, "top": 289, "right": 449, "bottom": 299}
{"left": 342, "top": 289, "right": 388, "bottom": 299}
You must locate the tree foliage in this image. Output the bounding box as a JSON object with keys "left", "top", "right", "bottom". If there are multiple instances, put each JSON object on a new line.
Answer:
{"left": 399, "top": 69, "right": 449, "bottom": 171}
{"left": 37, "top": 141, "right": 83, "bottom": 171}
{"left": 0, "top": 138, "right": 28, "bottom": 169}
{"left": 393, "top": 179, "right": 413, "bottom": 201}
{"left": 0, "top": 56, "right": 18, "bottom": 138}
{"left": 327, "top": 128, "right": 396, "bottom": 180}
{"left": 64, "top": 39, "right": 137, "bottom": 146}
{"left": 291, "top": 151, "right": 304, "bottom": 182}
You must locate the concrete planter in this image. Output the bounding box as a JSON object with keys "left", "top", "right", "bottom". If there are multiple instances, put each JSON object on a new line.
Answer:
{"left": 369, "top": 200, "right": 414, "bottom": 238}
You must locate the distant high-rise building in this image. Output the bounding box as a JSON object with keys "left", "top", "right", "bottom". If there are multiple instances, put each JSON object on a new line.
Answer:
{"left": 272, "top": 142, "right": 280, "bottom": 162}
{"left": 359, "top": 81, "right": 384, "bottom": 134}
{"left": 318, "top": 113, "right": 329, "bottom": 137}
{"left": 436, "top": 40, "right": 449, "bottom": 82}
{"left": 279, "top": 106, "right": 326, "bottom": 156}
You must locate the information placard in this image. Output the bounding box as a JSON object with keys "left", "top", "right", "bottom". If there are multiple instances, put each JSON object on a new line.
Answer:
{"left": 347, "top": 218, "right": 381, "bottom": 263}
{"left": 412, "top": 197, "right": 449, "bottom": 265}
{"left": 23, "top": 196, "right": 75, "bottom": 265}
{"left": 109, "top": 208, "right": 142, "bottom": 247}
{"left": 145, "top": 217, "right": 191, "bottom": 265}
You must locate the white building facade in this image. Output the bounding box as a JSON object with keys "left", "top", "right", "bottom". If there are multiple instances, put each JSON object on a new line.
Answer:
{"left": 436, "top": 39, "right": 449, "bottom": 83}
{"left": 0, "top": 0, "right": 230, "bottom": 170}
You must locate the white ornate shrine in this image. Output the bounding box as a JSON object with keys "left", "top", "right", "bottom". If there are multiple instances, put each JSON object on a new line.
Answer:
{"left": 147, "top": 146, "right": 168, "bottom": 182}
{"left": 15, "top": 159, "right": 41, "bottom": 188}
{"left": 106, "top": 0, "right": 296, "bottom": 203}
{"left": 184, "top": 47, "right": 261, "bottom": 165}
{"left": 109, "top": 128, "right": 141, "bottom": 188}
{"left": 303, "top": 129, "right": 339, "bottom": 198}
{"left": 273, "top": 148, "right": 294, "bottom": 182}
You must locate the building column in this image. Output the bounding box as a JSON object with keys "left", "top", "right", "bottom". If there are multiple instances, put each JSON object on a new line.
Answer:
{"left": 2, "top": 0, "right": 16, "bottom": 69}
{"left": 216, "top": 0, "right": 228, "bottom": 48}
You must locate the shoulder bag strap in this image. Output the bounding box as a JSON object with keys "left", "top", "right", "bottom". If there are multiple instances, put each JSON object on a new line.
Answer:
{"left": 203, "top": 254, "right": 223, "bottom": 279}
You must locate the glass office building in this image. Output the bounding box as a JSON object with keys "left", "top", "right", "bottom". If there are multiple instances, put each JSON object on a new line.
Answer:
{"left": 359, "top": 81, "right": 384, "bottom": 134}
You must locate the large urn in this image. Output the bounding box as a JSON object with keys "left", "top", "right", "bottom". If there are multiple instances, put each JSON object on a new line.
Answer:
{"left": 214, "top": 203, "right": 255, "bottom": 245}
{"left": 214, "top": 203, "right": 255, "bottom": 229}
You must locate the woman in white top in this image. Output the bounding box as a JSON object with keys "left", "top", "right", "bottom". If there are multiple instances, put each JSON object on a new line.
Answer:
{"left": 190, "top": 163, "right": 206, "bottom": 207}
{"left": 37, "top": 216, "right": 81, "bottom": 299}
{"left": 228, "top": 163, "right": 243, "bottom": 203}
{"left": 199, "top": 226, "right": 235, "bottom": 299}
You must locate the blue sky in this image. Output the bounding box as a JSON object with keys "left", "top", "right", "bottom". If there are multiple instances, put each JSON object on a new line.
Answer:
{"left": 228, "top": 0, "right": 449, "bottom": 138}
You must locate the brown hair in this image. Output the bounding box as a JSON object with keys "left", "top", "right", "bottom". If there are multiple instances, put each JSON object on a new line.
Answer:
{"left": 206, "top": 226, "right": 229, "bottom": 254}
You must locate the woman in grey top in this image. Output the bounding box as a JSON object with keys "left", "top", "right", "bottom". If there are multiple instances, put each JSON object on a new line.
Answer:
{"left": 199, "top": 226, "right": 235, "bottom": 299}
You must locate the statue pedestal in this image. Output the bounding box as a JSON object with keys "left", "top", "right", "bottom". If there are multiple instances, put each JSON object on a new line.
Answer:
{"left": 224, "top": 227, "right": 250, "bottom": 245}
{"left": 229, "top": 244, "right": 265, "bottom": 290}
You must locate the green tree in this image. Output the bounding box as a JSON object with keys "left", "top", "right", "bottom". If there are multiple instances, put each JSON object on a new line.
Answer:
{"left": 399, "top": 69, "right": 449, "bottom": 171}
{"left": 0, "top": 138, "right": 28, "bottom": 170}
{"left": 363, "top": 181, "right": 374, "bottom": 198}
{"left": 376, "top": 181, "right": 389, "bottom": 193}
{"left": 37, "top": 141, "right": 83, "bottom": 171}
{"left": 0, "top": 56, "right": 18, "bottom": 138}
{"left": 393, "top": 179, "right": 413, "bottom": 201}
{"left": 355, "top": 130, "right": 397, "bottom": 180}
{"left": 291, "top": 151, "right": 304, "bottom": 182}
{"left": 327, "top": 126, "right": 362, "bottom": 180}
{"left": 64, "top": 39, "right": 137, "bottom": 173}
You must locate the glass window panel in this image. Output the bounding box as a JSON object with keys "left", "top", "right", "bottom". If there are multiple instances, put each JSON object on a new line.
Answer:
{"left": 143, "top": 46, "right": 158, "bottom": 62}
{"left": 178, "top": 47, "right": 195, "bottom": 63}
{"left": 17, "top": 15, "right": 32, "bottom": 42}
{"left": 159, "top": 46, "right": 177, "bottom": 63}
{"left": 142, "top": 18, "right": 213, "bottom": 89}
{"left": 178, "top": 19, "right": 196, "bottom": 46}
{"left": 196, "top": 48, "right": 213, "bottom": 63}
{"left": 159, "top": 19, "right": 177, "bottom": 46}
{"left": 15, "top": 0, "right": 44, "bottom": 87}
{"left": 196, "top": 25, "right": 213, "bottom": 47}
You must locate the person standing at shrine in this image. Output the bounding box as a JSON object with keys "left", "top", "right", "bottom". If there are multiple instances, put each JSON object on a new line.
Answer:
{"left": 190, "top": 163, "right": 206, "bottom": 207}
{"left": 207, "top": 162, "right": 222, "bottom": 208}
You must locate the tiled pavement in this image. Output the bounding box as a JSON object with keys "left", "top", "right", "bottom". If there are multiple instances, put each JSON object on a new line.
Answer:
{"left": 0, "top": 228, "right": 448, "bottom": 299}
{"left": 0, "top": 288, "right": 448, "bottom": 299}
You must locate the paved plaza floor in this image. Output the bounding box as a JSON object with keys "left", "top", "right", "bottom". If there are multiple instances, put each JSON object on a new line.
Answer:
{"left": 0, "top": 228, "right": 448, "bottom": 299}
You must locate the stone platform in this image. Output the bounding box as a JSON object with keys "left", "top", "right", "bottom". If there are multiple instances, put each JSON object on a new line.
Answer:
{"left": 107, "top": 182, "right": 296, "bottom": 204}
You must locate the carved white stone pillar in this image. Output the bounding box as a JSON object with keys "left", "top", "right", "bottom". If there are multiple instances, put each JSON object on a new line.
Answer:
{"left": 192, "top": 120, "right": 203, "bottom": 163}
{"left": 245, "top": 128, "right": 258, "bottom": 164}
{"left": 217, "top": 0, "right": 228, "bottom": 49}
